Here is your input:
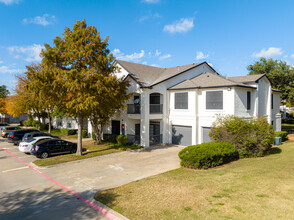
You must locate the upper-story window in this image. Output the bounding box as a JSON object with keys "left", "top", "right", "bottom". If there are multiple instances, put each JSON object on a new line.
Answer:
{"left": 175, "top": 92, "right": 188, "bottom": 109}
{"left": 206, "top": 91, "right": 223, "bottom": 110}
{"left": 247, "top": 91, "right": 251, "bottom": 110}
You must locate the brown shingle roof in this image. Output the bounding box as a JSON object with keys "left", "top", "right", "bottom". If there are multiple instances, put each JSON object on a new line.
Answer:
{"left": 169, "top": 72, "right": 256, "bottom": 90}
{"left": 228, "top": 74, "right": 264, "bottom": 83}
{"left": 116, "top": 60, "right": 208, "bottom": 87}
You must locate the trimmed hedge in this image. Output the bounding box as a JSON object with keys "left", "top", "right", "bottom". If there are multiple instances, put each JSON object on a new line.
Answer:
{"left": 82, "top": 129, "right": 88, "bottom": 138}
{"left": 275, "top": 131, "right": 288, "bottom": 142}
{"left": 60, "top": 128, "right": 77, "bottom": 136}
{"left": 178, "top": 142, "right": 239, "bottom": 169}
{"left": 116, "top": 135, "right": 128, "bottom": 146}
{"left": 103, "top": 134, "right": 118, "bottom": 143}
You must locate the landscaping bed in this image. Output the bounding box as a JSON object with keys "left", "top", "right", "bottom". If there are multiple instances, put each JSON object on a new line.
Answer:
{"left": 94, "top": 141, "right": 294, "bottom": 220}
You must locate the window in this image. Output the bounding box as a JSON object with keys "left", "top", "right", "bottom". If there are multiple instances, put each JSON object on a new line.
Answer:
{"left": 271, "top": 94, "right": 273, "bottom": 109}
{"left": 206, "top": 91, "right": 223, "bottom": 110}
{"left": 134, "top": 96, "right": 140, "bottom": 104}
{"left": 175, "top": 92, "right": 188, "bottom": 109}
{"left": 247, "top": 91, "right": 251, "bottom": 110}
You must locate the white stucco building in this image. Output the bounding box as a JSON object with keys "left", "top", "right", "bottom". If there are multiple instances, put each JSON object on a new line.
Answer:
{"left": 87, "top": 60, "right": 281, "bottom": 147}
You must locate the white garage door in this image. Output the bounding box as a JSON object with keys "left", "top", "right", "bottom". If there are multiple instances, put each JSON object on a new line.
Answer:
{"left": 172, "top": 125, "right": 192, "bottom": 146}
{"left": 202, "top": 127, "right": 212, "bottom": 143}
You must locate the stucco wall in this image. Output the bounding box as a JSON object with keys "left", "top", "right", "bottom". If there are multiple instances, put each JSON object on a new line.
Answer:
{"left": 234, "top": 87, "right": 256, "bottom": 118}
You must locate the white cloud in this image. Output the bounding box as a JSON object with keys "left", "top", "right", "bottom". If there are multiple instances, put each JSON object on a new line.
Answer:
{"left": 141, "top": 0, "right": 160, "bottom": 3}
{"left": 163, "top": 17, "right": 194, "bottom": 33}
{"left": 151, "top": 64, "right": 159, "bottom": 67}
{"left": 0, "top": 0, "right": 21, "bottom": 5}
{"left": 155, "top": 50, "right": 161, "bottom": 56}
{"left": 196, "top": 51, "right": 209, "bottom": 60}
{"left": 159, "top": 54, "right": 171, "bottom": 60}
{"left": 0, "top": 61, "right": 3, "bottom": 64}
{"left": 139, "top": 13, "right": 162, "bottom": 22}
{"left": 113, "top": 48, "right": 145, "bottom": 62}
{"left": 252, "top": 47, "right": 282, "bottom": 58}
{"left": 8, "top": 44, "right": 44, "bottom": 62}
{"left": 23, "top": 14, "right": 56, "bottom": 26}
{"left": 0, "top": 65, "right": 24, "bottom": 74}
{"left": 290, "top": 54, "right": 294, "bottom": 59}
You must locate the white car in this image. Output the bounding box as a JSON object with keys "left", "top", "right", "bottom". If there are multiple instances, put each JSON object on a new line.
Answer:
{"left": 18, "top": 136, "right": 54, "bottom": 153}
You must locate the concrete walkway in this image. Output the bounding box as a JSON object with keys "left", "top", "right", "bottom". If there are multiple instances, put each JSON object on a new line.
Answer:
{"left": 0, "top": 140, "right": 184, "bottom": 220}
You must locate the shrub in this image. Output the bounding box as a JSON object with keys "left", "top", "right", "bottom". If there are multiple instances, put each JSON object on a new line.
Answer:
{"left": 178, "top": 142, "right": 239, "bottom": 169}
{"left": 60, "top": 128, "right": 77, "bottom": 136}
{"left": 25, "top": 119, "right": 34, "bottom": 126}
{"left": 103, "top": 134, "right": 118, "bottom": 143}
{"left": 116, "top": 134, "right": 128, "bottom": 146}
{"left": 92, "top": 131, "right": 96, "bottom": 140}
{"left": 20, "top": 120, "right": 26, "bottom": 126}
{"left": 82, "top": 129, "right": 88, "bottom": 138}
{"left": 275, "top": 131, "right": 288, "bottom": 142}
{"left": 209, "top": 115, "right": 275, "bottom": 158}
{"left": 31, "top": 120, "right": 39, "bottom": 128}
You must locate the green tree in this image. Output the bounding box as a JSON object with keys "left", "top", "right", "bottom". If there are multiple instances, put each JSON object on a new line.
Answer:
{"left": 247, "top": 57, "right": 294, "bottom": 104}
{"left": 41, "top": 19, "right": 128, "bottom": 155}
{"left": 89, "top": 74, "right": 129, "bottom": 142}
{"left": 0, "top": 85, "right": 10, "bottom": 99}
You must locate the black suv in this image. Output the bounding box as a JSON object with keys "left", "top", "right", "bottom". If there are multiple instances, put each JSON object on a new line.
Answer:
{"left": 31, "top": 139, "right": 77, "bottom": 159}
{"left": 8, "top": 129, "right": 39, "bottom": 145}
{"left": 22, "top": 132, "right": 59, "bottom": 142}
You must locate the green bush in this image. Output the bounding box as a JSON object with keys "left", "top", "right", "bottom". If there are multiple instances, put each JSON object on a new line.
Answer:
{"left": 25, "top": 119, "right": 34, "bottom": 126}
{"left": 116, "top": 134, "right": 128, "bottom": 146}
{"left": 103, "top": 134, "right": 118, "bottom": 143}
{"left": 32, "top": 120, "right": 39, "bottom": 128}
{"left": 92, "top": 131, "right": 96, "bottom": 140}
{"left": 60, "top": 128, "right": 77, "bottom": 136}
{"left": 20, "top": 120, "right": 26, "bottom": 126}
{"left": 82, "top": 129, "right": 88, "bottom": 138}
{"left": 275, "top": 131, "right": 288, "bottom": 142}
{"left": 209, "top": 115, "right": 275, "bottom": 158}
{"left": 178, "top": 142, "right": 239, "bottom": 169}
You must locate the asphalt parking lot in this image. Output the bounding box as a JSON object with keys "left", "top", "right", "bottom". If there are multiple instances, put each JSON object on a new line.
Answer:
{"left": 0, "top": 138, "right": 184, "bottom": 220}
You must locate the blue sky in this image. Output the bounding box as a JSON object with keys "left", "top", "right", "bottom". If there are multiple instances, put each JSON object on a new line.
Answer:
{"left": 1, "top": 0, "right": 294, "bottom": 92}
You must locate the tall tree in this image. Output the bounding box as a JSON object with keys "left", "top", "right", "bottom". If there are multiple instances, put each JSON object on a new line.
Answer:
{"left": 0, "top": 85, "right": 10, "bottom": 99}
{"left": 247, "top": 57, "right": 294, "bottom": 103}
{"left": 89, "top": 74, "right": 129, "bottom": 142}
{"left": 41, "top": 19, "right": 128, "bottom": 155}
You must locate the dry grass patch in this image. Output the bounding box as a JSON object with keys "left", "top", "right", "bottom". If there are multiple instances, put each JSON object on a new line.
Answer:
{"left": 95, "top": 141, "right": 294, "bottom": 219}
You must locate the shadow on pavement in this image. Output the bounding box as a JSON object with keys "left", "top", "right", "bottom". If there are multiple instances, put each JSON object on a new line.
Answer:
{"left": 0, "top": 187, "right": 101, "bottom": 220}
{"left": 136, "top": 144, "right": 183, "bottom": 153}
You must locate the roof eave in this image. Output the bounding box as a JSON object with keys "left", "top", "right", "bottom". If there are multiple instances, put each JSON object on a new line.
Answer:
{"left": 168, "top": 85, "right": 256, "bottom": 90}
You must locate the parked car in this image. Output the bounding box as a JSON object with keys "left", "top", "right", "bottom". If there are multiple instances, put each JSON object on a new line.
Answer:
{"left": 22, "top": 132, "right": 59, "bottom": 142}
{"left": 19, "top": 136, "right": 54, "bottom": 154}
{"left": 7, "top": 129, "right": 39, "bottom": 145}
{"left": 31, "top": 139, "right": 77, "bottom": 159}
{"left": 1, "top": 126, "right": 20, "bottom": 138}
{"left": 0, "top": 123, "right": 10, "bottom": 133}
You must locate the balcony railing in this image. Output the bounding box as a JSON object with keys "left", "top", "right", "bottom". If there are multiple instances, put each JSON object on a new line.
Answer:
{"left": 127, "top": 104, "right": 140, "bottom": 114}
{"left": 150, "top": 134, "right": 162, "bottom": 145}
{"left": 150, "top": 104, "right": 163, "bottom": 114}
{"left": 127, "top": 134, "right": 140, "bottom": 144}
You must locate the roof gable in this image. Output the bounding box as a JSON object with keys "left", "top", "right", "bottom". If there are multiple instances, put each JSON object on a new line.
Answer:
{"left": 116, "top": 60, "right": 215, "bottom": 88}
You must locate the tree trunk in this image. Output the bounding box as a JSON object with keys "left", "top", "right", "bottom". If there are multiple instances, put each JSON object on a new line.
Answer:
{"left": 48, "top": 112, "right": 52, "bottom": 134}
{"left": 37, "top": 115, "right": 41, "bottom": 131}
{"left": 76, "top": 111, "right": 83, "bottom": 156}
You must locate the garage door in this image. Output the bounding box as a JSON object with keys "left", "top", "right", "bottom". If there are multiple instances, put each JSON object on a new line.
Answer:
{"left": 172, "top": 125, "right": 192, "bottom": 146}
{"left": 202, "top": 127, "right": 212, "bottom": 143}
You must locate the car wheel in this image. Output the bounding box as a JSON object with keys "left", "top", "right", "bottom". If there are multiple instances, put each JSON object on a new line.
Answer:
{"left": 41, "top": 152, "right": 49, "bottom": 159}
{"left": 71, "top": 148, "right": 77, "bottom": 154}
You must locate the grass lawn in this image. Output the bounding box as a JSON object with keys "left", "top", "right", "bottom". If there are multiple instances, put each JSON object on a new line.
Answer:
{"left": 94, "top": 141, "right": 294, "bottom": 220}
{"left": 33, "top": 140, "right": 141, "bottom": 167}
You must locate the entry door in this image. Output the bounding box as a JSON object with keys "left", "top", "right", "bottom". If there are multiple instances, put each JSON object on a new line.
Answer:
{"left": 135, "top": 124, "right": 140, "bottom": 144}
{"left": 111, "top": 120, "right": 120, "bottom": 135}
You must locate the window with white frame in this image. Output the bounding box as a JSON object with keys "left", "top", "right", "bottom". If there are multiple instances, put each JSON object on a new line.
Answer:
{"left": 175, "top": 92, "right": 188, "bottom": 109}
{"left": 206, "top": 91, "right": 223, "bottom": 110}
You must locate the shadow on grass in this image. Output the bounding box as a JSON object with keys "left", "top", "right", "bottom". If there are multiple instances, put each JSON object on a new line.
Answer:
{"left": 94, "top": 191, "right": 119, "bottom": 207}
{"left": 0, "top": 187, "right": 100, "bottom": 220}
{"left": 265, "top": 147, "right": 282, "bottom": 156}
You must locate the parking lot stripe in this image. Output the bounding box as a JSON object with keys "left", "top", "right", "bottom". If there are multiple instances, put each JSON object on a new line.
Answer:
{"left": 2, "top": 166, "right": 29, "bottom": 173}
{"left": 0, "top": 146, "right": 121, "bottom": 220}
